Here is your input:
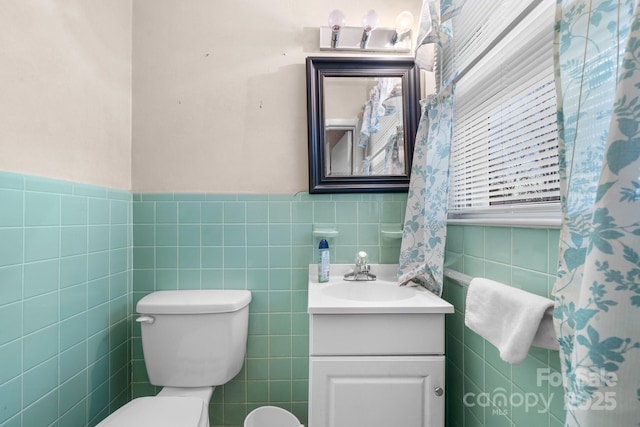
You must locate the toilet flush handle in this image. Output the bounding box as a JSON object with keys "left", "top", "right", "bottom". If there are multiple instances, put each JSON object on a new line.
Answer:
{"left": 136, "top": 315, "right": 155, "bottom": 324}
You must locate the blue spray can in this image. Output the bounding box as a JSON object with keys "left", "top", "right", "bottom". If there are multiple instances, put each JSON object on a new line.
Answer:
{"left": 318, "top": 239, "right": 330, "bottom": 282}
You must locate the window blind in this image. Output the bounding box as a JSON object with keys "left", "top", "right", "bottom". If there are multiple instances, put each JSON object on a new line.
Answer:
{"left": 445, "top": 0, "right": 560, "bottom": 218}
{"left": 441, "top": 0, "right": 540, "bottom": 81}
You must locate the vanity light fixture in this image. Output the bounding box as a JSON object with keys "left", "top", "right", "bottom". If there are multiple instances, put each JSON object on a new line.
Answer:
{"left": 319, "top": 10, "right": 413, "bottom": 53}
{"left": 360, "top": 9, "right": 379, "bottom": 48}
{"left": 328, "top": 9, "right": 346, "bottom": 48}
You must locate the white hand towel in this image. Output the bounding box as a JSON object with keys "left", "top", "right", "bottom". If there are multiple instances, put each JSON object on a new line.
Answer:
{"left": 465, "top": 277, "right": 559, "bottom": 365}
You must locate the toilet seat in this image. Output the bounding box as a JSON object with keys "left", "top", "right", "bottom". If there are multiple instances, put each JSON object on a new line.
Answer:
{"left": 96, "top": 396, "right": 205, "bottom": 427}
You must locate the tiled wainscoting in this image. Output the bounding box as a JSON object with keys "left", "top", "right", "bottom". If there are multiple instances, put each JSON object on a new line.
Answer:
{"left": 443, "top": 224, "right": 566, "bottom": 427}
{"left": 0, "top": 172, "right": 132, "bottom": 427}
{"left": 0, "top": 172, "right": 568, "bottom": 427}
{"left": 131, "top": 192, "right": 407, "bottom": 426}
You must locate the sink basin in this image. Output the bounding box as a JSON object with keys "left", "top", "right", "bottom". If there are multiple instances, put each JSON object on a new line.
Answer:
{"left": 322, "top": 281, "right": 415, "bottom": 302}
{"left": 308, "top": 264, "right": 454, "bottom": 314}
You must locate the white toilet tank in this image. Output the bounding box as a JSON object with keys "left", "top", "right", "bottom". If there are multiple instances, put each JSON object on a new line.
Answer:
{"left": 136, "top": 290, "right": 251, "bottom": 387}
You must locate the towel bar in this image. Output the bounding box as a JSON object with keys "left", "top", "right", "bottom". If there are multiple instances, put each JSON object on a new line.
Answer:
{"left": 443, "top": 268, "right": 473, "bottom": 286}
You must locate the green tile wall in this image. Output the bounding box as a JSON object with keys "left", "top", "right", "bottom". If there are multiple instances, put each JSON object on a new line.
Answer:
{"left": 131, "top": 192, "right": 407, "bottom": 426}
{"left": 442, "top": 224, "right": 566, "bottom": 427}
{"left": 1, "top": 177, "right": 569, "bottom": 427}
{"left": 0, "top": 171, "right": 133, "bottom": 427}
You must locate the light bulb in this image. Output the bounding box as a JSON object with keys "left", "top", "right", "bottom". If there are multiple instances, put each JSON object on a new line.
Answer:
{"left": 395, "top": 11, "right": 414, "bottom": 35}
{"left": 360, "top": 9, "right": 378, "bottom": 48}
{"left": 328, "top": 9, "right": 346, "bottom": 31}
{"left": 362, "top": 9, "right": 378, "bottom": 32}
{"left": 328, "top": 9, "right": 346, "bottom": 48}
{"left": 392, "top": 11, "right": 414, "bottom": 45}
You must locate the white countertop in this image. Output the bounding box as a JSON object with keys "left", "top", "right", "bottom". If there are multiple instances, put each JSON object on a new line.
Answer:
{"left": 308, "top": 264, "right": 455, "bottom": 314}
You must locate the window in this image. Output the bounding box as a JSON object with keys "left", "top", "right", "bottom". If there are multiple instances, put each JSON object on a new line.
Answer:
{"left": 443, "top": 0, "right": 560, "bottom": 226}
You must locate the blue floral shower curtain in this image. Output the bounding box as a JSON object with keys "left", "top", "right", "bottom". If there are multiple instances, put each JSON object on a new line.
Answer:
{"left": 397, "top": 0, "right": 461, "bottom": 294}
{"left": 553, "top": 0, "right": 640, "bottom": 425}
{"left": 398, "top": 0, "right": 464, "bottom": 295}
{"left": 398, "top": 88, "right": 454, "bottom": 295}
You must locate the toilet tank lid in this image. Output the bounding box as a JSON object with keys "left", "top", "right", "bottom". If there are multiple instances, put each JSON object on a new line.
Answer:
{"left": 137, "top": 290, "right": 251, "bottom": 314}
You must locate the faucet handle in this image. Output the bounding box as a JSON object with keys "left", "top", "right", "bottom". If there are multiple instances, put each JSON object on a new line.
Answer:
{"left": 355, "top": 251, "right": 368, "bottom": 266}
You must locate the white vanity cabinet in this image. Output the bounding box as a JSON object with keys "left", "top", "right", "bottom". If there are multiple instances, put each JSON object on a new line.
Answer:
{"left": 308, "top": 313, "right": 447, "bottom": 427}
{"left": 307, "top": 264, "right": 453, "bottom": 427}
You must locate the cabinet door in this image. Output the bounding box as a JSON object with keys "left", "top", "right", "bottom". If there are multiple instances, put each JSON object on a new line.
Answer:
{"left": 309, "top": 356, "right": 445, "bottom": 427}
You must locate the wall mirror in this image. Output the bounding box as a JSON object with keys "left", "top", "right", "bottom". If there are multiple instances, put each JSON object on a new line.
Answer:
{"left": 306, "top": 56, "right": 419, "bottom": 193}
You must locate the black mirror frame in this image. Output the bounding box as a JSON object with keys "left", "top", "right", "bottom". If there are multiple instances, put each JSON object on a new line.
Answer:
{"left": 306, "top": 56, "right": 420, "bottom": 194}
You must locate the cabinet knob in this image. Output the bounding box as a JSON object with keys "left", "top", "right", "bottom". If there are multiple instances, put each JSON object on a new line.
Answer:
{"left": 434, "top": 387, "right": 444, "bottom": 397}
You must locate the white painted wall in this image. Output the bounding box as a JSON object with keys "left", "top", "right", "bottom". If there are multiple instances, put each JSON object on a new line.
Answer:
{"left": 0, "top": 0, "right": 421, "bottom": 193}
{"left": 132, "top": 0, "right": 422, "bottom": 193}
{"left": 0, "top": 0, "right": 132, "bottom": 190}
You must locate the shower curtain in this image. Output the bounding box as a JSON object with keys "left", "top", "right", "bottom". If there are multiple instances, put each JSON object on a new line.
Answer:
{"left": 398, "top": 88, "right": 454, "bottom": 295}
{"left": 553, "top": 0, "right": 640, "bottom": 425}
{"left": 397, "top": 0, "right": 461, "bottom": 295}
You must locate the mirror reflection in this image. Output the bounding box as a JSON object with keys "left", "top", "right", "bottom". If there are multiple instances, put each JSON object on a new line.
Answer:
{"left": 324, "top": 77, "right": 406, "bottom": 177}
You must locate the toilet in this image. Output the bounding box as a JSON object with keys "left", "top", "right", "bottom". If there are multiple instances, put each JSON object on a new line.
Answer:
{"left": 97, "top": 289, "right": 252, "bottom": 427}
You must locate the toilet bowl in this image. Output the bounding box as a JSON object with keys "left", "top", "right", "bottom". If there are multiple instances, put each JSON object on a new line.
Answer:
{"left": 96, "top": 290, "right": 251, "bottom": 427}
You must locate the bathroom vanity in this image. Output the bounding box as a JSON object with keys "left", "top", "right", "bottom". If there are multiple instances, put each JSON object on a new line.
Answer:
{"left": 307, "top": 264, "right": 454, "bottom": 427}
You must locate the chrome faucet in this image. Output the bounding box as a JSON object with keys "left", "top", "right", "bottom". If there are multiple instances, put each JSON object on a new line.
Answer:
{"left": 343, "top": 251, "right": 377, "bottom": 281}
